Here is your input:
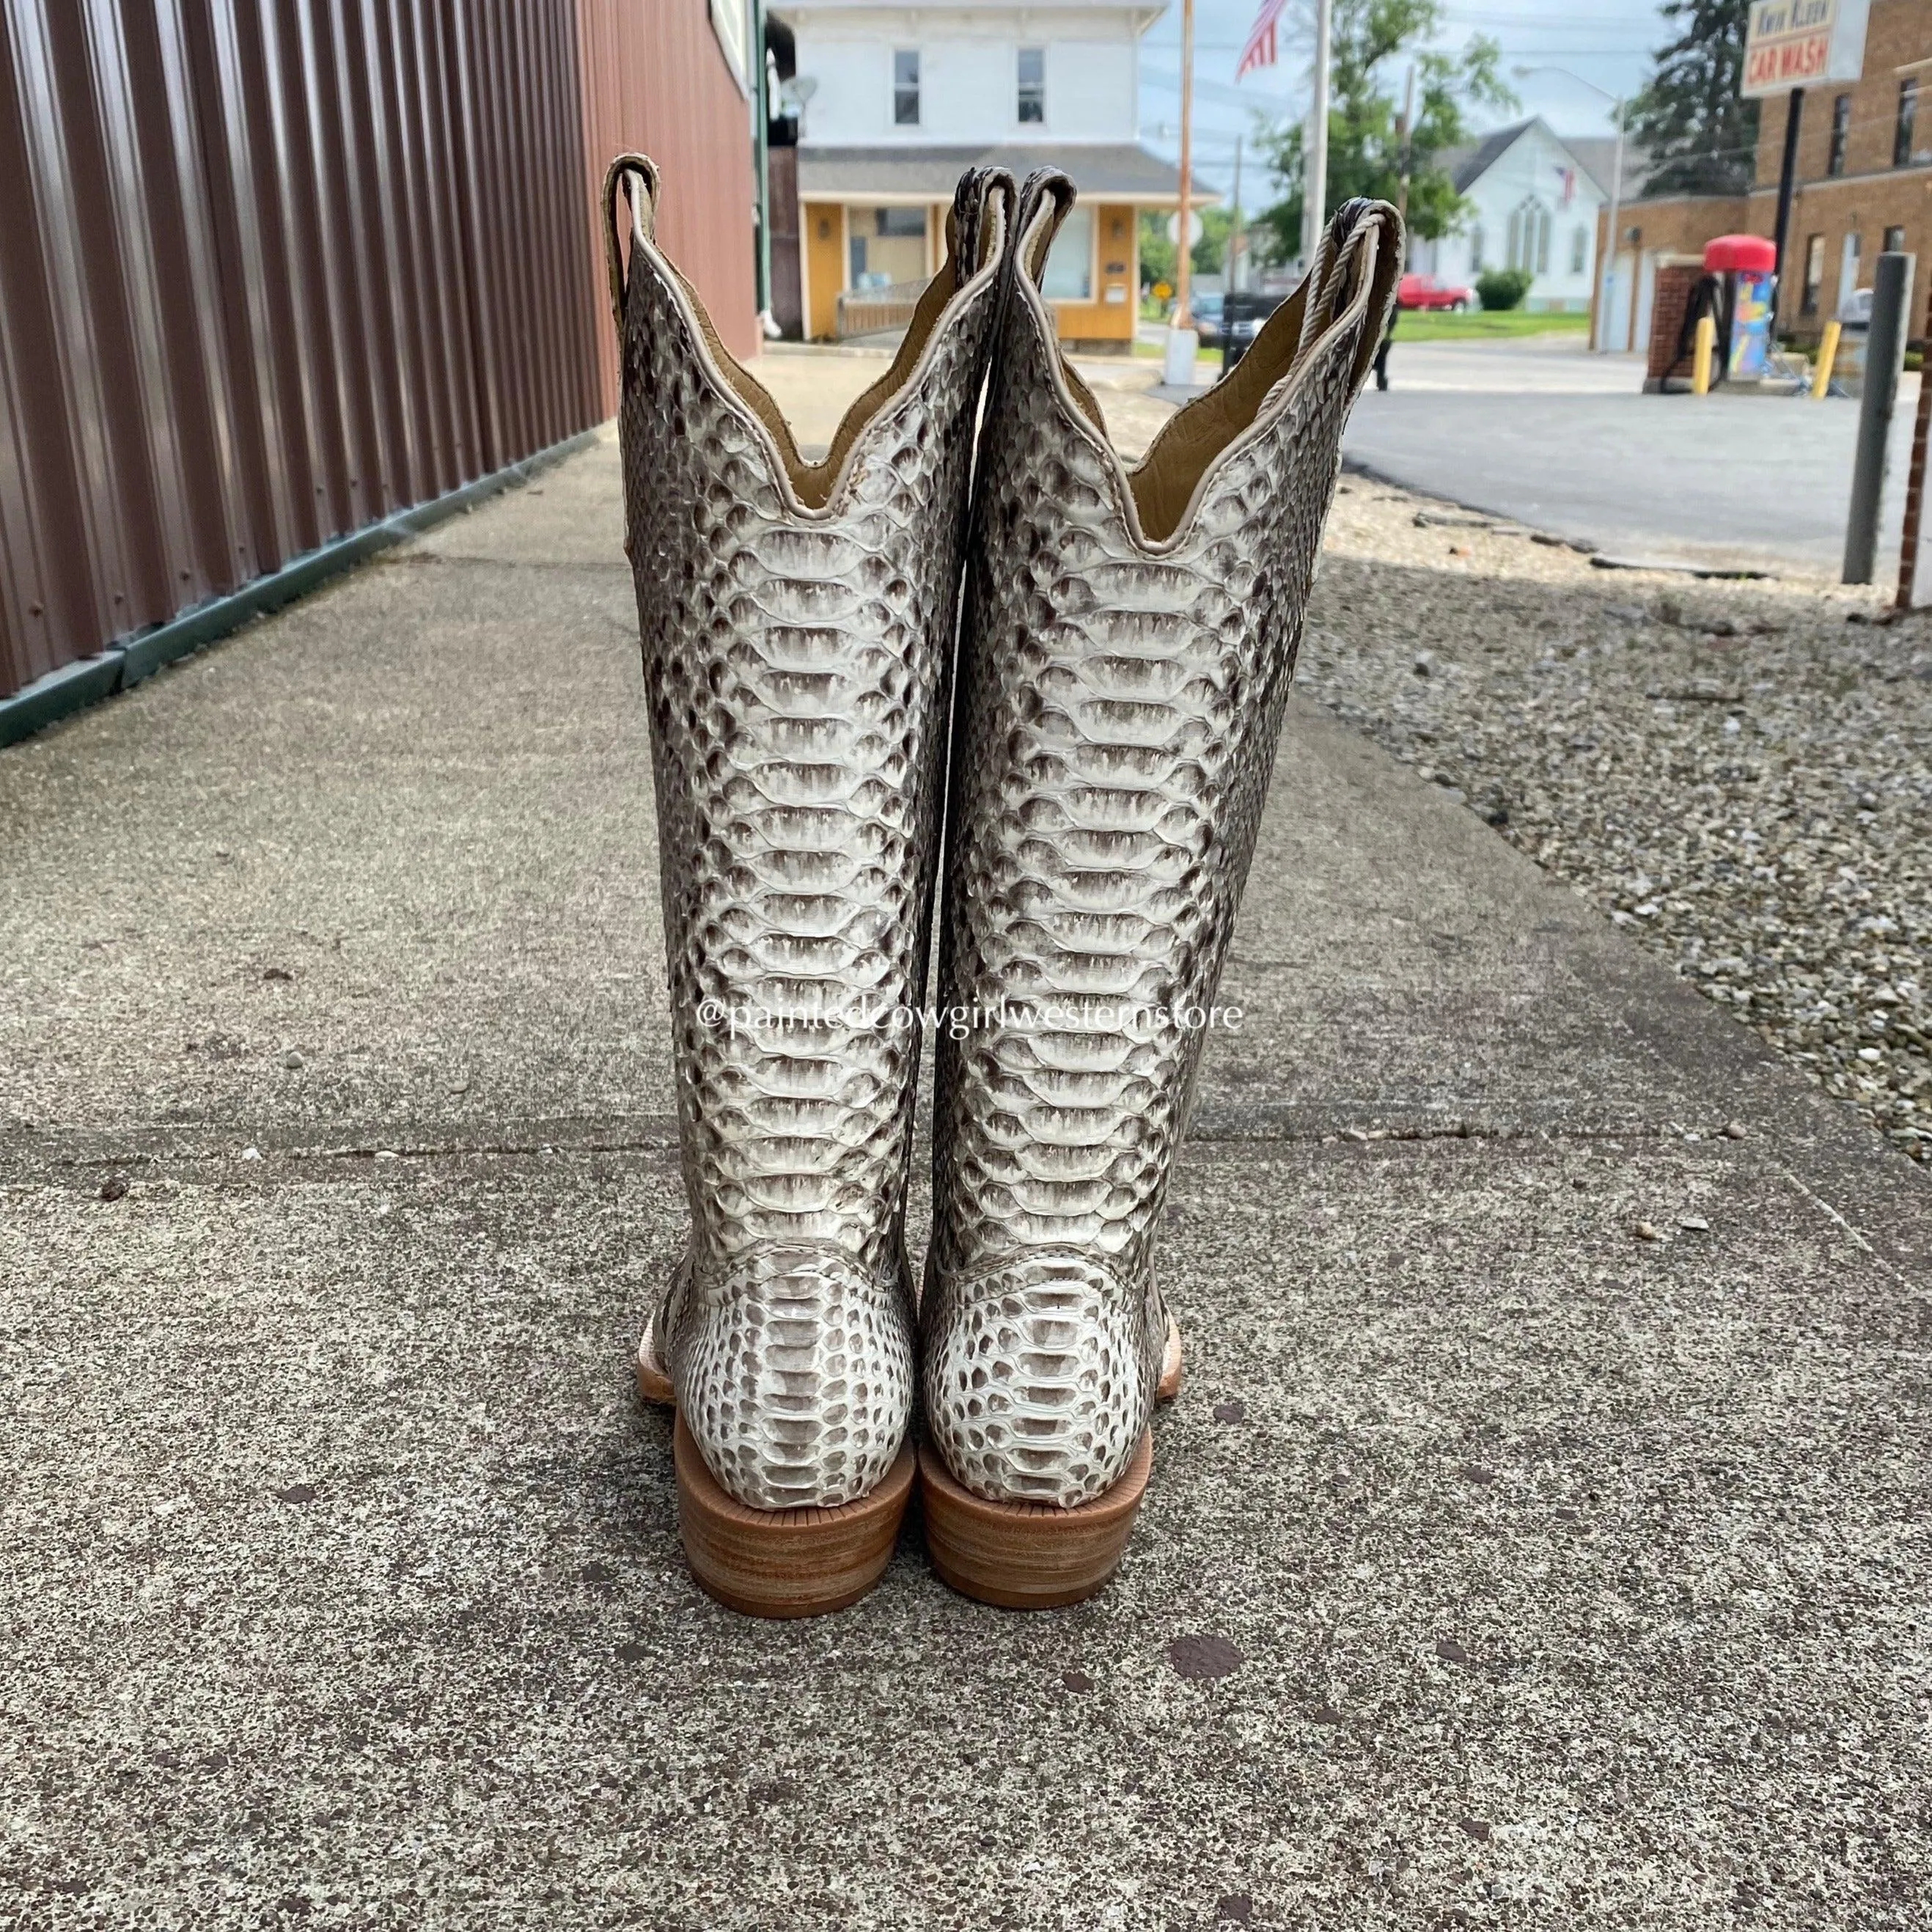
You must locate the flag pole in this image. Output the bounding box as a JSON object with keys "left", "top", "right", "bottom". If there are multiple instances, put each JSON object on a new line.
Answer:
{"left": 1230, "top": 131, "right": 1243, "bottom": 295}
{"left": 1175, "top": 0, "right": 1195, "bottom": 328}
{"left": 1307, "top": 0, "right": 1332, "bottom": 263}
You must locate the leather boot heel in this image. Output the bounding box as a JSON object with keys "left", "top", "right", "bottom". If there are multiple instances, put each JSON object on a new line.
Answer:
{"left": 918, "top": 1433, "right": 1152, "bottom": 1609}
{"left": 675, "top": 1419, "right": 914, "bottom": 1619}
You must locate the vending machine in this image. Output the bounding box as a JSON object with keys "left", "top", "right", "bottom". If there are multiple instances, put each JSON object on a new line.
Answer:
{"left": 1704, "top": 234, "right": 1778, "bottom": 382}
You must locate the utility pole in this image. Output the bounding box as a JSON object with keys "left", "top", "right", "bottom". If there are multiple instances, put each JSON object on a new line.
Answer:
{"left": 751, "top": 0, "right": 774, "bottom": 331}
{"left": 1598, "top": 95, "right": 1624, "bottom": 352}
{"left": 1845, "top": 251, "right": 1913, "bottom": 584}
{"left": 1229, "top": 132, "right": 1243, "bottom": 295}
{"left": 1306, "top": 0, "right": 1332, "bottom": 265}
{"left": 1175, "top": 0, "right": 1195, "bottom": 328}
{"left": 1394, "top": 64, "right": 1414, "bottom": 230}
{"left": 1771, "top": 87, "right": 1804, "bottom": 328}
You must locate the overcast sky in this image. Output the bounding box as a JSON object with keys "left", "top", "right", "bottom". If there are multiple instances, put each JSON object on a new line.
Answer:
{"left": 1138, "top": 0, "right": 1672, "bottom": 194}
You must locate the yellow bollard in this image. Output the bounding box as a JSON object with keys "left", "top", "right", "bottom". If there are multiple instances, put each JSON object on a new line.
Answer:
{"left": 1811, "top": 318, "right": 1842, "bottom": 397}
{"left": 1692, "top": 312, "right": 1716, "bottom": 394}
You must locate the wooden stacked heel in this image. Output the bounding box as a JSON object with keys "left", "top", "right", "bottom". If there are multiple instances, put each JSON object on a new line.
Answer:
{"left": 919, "top": 1432, "right": 1153, "bottom": 1609}
{"left": 639, "top": 1313, "right": 1180, "bottom": 1615}
{"left": 672, "top": 1417, "right": 914, "bottom": 1617}
{"left": 919, "top": 1317, "right": 1180, "bottom": 1610}
{"left": 636, "top": 1346, "right": 914, "bottom": 1619}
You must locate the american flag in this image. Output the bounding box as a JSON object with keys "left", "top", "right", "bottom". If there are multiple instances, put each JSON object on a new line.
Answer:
{"left": 1554, "top": 166, "right": 1576, "bottom": 207}
{"left": 1237, "top": 0, "right": 1287, "bottom": 78}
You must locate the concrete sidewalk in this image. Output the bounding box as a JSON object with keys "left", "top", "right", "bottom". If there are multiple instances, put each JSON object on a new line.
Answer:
{"left": 2, "top": 431, "right": 1927, "bottom": 1929}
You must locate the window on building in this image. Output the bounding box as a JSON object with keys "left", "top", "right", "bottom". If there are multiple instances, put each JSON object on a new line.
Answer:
{"left": 893, "top": 49, "right": 919, "bottom": 126}
{"left": 1897, "top": 79, "right": 1918, "bottom": 168}
{"left": 1506, "top": 197, "right": 1551, "bottom": 275}
{"left": 1801, "top": 232, "right": 1824, "bottom": 314}
{"left": 1884, "top": 224, "right": 1906, "bottom": 254}
{"left": 1017, "top": 47, "right": 1045, "bottom": 125}
{"left": 1040, "top": 202, "right": 1094, "bottom": 301}
{"left": 1838, "top": 230, "right": 1862, "bottom": 315}
{"left": 848, "top": 205, "right": 928, "bottom": 289}
{"left": 1828, "top": 93, "right": 1850, "bottom": 175}
{"left": 1570, "top": 224, "right": 1587, "bottom": 276}
{"left": 1468, "top": 223, "right": 1484, "bottom": 271}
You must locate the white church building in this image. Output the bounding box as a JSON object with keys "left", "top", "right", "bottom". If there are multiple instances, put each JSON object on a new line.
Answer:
{"left": 1408, "top": 117, "right": 1617, "bottom": 313}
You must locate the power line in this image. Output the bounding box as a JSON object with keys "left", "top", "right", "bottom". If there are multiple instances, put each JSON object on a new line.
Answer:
{"left": 1141, "top": 40, "right": 1656, "bottom": 56}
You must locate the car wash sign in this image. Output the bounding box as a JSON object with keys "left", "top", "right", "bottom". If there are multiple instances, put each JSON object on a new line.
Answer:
{"left": 1742, "top": 0, "right": 1869, "bottom": 96}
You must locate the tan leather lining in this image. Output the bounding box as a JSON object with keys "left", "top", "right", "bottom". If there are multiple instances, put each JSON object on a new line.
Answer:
{"left": 1125, "top": 273, "right": 1313, "bottom": 543}
{"left": 1018, "top": 194, "right": 1397, "bottom": 547}
{"left": 673, "top": 196, "right": 1007, "bottom": 511}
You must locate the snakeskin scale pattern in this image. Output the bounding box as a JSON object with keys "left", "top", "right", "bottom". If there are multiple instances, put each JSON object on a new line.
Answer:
{"left": 925, "top": 187, "right": 1401, "bottom": 1507}
{"left": 614, "top": 163, "right": 1007, "bottom": 1510}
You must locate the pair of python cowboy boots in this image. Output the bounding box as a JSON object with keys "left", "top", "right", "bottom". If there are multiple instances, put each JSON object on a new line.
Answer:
{"left": 605, "top": 155, "right": 1400, "bottom": 1617}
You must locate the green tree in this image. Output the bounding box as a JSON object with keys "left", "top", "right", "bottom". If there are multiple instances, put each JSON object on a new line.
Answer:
{"left": 1138, "top": 205, "right": 1234, "bottom": 288}
{"left": 1252, "top": 0, "right": 1514, "bottom": 266}
{"left": 1626, "top": 0, "right": 1759, "bottom": 195}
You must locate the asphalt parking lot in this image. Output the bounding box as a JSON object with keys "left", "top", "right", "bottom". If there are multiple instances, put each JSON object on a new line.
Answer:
{"left": 1340, "top": 333, "right": 1925, "bottom": 579}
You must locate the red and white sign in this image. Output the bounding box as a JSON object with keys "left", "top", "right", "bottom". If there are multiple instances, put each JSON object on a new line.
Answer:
{"left": 1741, "top": 0, "right": 1869, "bottom": 98}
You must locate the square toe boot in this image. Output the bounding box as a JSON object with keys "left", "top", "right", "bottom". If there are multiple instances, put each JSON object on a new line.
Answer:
{"left": 605, "top": 156, "right": 1013, "bottom": 1616}
{"left": 918, "top": 176, "right": 1402, "bottom": 1609}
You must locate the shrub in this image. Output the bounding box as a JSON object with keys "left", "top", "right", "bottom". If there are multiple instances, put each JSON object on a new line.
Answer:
{"left": 1476, "top": 268, "right": 1534, "bottom": 312}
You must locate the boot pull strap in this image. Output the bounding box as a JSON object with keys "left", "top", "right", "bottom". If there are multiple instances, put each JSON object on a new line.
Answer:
{"left": 1299, "top": 197, "right": 1403, "bottom": 394}
{"left": 1013, "top": 169, "right": 1076, "bottom": 284}
{"left": 944, "top": 167, "right": 1018, "bottom": 284}
{"left": 602, "top": 153, "right": 661, "bottom": 338}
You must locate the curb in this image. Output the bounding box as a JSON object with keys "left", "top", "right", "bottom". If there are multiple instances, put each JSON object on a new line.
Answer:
{"left": 0, "top": 425, "right": 603, "bottom": 750}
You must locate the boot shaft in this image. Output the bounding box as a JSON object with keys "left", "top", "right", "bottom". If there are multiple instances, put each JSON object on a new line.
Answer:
{"left": 610, "top": 159, "right": 1011, "bottom": 1280}
{"left": 934, "top": 180, "right": 1402, "bottom": 1287}
{"left": 925, "top": 180, "right": 1402, "bottom": 1507}
{"left": 609, "top": 158, "right": 1013, "bottom": 1513}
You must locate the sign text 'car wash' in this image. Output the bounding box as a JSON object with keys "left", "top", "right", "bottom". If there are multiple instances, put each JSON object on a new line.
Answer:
{"left": 1742, "top": 0, "right": 1870, "bottom": 96}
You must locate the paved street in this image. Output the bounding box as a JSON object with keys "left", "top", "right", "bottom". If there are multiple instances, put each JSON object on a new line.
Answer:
{"left": 1341, "top": 333, "right": 1925, "bottom": 579}
{"left": 3, "top": 408, "right": 1928, "bottom": 1927}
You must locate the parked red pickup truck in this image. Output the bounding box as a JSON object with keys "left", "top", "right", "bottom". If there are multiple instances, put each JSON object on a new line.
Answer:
{"left": 1397, "top": 273, "right": 1472, "bottom": 312}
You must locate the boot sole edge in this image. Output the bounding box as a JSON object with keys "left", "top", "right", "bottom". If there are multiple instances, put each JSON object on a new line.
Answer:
{"left": 671, "top": 1414, "right": 915, "bottom": 1618}
{"left": 917, "top": 1432, "right": 1153, "bottom": 1610}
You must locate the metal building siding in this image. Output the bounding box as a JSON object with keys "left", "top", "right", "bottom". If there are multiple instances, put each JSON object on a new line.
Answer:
{"left": 576, "top": 0, "right": 760, "bottom": 413}
{"left": 0, "top": 0, "right": 607, "bottom": 705}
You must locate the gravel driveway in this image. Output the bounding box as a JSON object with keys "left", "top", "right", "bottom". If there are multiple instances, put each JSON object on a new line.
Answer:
{"left": 776, "top": 346, "right": 1932, "bottom": 1165}
{"left": 1296, "top": 485, "right": 1932, "bottom": 1164}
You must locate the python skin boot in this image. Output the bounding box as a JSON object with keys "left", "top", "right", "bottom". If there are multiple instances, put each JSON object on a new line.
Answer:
{"left": 605, "top": 155, "right": 1012, "bottom": 1616}
{"left": 920, "top": 178, "right": 1401, "bottom": 1606}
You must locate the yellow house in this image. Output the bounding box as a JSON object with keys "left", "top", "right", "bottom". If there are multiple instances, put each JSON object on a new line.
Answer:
{"left": 796, "top": 144, "right": 1198, "bottom": 350}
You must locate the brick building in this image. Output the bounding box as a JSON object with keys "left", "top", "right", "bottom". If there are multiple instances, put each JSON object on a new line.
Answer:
{"left": 1593, "top": 0, "right": 1931, "bottom": 350}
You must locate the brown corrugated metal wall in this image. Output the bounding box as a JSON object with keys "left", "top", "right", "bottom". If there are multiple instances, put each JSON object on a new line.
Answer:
{"left": 0, "top": 0, "right": 758, "bottom": 707}
{"left": 576, "top": 0, "right": 761, "bottom": 409}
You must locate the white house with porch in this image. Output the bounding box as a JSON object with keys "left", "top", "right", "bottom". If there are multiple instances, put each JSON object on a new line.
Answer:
{"left": 771, "top": 0, "right": 1205, "bottom": 345}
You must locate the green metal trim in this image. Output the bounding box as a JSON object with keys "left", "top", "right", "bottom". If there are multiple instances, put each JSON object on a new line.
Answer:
{"left": 0, "top": 650, "right": 125, "bottom": 748}
{"left": 1, "top": 425, "right": 602, "bottom": 749}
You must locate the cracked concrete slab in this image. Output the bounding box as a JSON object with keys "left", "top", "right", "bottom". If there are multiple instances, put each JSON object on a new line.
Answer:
{"left": 2, "top": 422, "right": 1927, "bottom": 1930}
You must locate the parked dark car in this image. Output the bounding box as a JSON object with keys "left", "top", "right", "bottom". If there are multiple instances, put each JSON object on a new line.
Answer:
{"left": 1191, "top": 290, "right": 1225, "bottom": 347}
{"left": 1221, "top": 290, "right": 1286, "bottom": 372}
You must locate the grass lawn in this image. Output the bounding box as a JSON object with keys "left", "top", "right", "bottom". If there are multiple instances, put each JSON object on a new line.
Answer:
{"left": 1130, "top": 307, "right": 1590, "bottom": 364}
{"left": 1395, "top": 309, "right": 1590, "bottom": 342}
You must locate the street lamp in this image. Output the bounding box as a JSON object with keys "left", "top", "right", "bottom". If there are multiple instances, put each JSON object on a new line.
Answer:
{"left": 1516, "top": 65, "right": 1625, "bottom": 355}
